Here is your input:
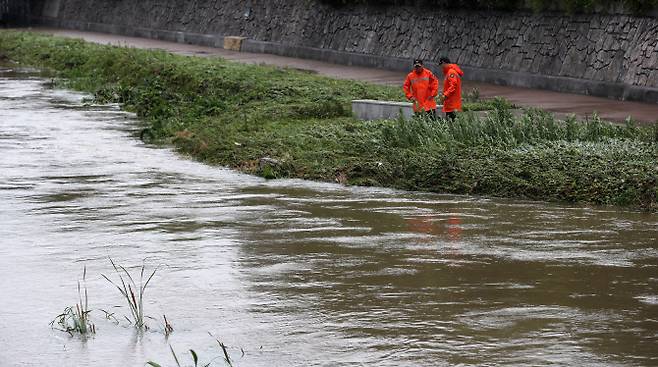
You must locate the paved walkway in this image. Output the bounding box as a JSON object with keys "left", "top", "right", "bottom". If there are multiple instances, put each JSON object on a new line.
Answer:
{"left": 29, "top": 28, "right": 658, "bottom": 124}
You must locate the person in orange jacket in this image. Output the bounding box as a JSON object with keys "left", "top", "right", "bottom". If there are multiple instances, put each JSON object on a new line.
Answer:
{"left": 438, "top": 57, "right": 464, "bottom": 121}
{"left": 403, "top": 59, "right": 439, "bottom": 117}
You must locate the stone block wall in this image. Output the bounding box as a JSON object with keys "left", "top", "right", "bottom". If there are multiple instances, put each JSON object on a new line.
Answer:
{"left": 1, "top": 0, "right": 31, "bottom": 25}
{"left": 29, "top": 0, "right": 658, "bottom": 102}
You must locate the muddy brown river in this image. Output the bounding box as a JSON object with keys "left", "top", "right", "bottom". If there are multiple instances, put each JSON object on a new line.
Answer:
{"left": 1, "top": 67, "right": 657, "bottom": 366}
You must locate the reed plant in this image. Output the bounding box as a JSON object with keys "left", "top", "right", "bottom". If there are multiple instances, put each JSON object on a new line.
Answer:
{"left": 147, "top": 346, "right": 204, "bottom": 367}
{"left": 147, "top": 339, "right": 236, "bottom": 367}
{"left": 163, "top": 314, "right": 174, "bottom": 338}
{"left": 50, "top": 266, "right": 96, "bottom": 336}
{"left": 101, "top": 258, "right": 157, "bottom": 330}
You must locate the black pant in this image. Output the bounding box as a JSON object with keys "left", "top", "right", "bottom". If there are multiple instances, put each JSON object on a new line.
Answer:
{"left": 445, "top": 111, "right": 457, "bottom": 121}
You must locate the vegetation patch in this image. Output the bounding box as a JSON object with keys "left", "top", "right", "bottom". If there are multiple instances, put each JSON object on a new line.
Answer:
{"left": 101, "top": 258, "right": 158, "bottom": 330}
{"left": 50, "top": 266, "right": 96, "bottom": 336}
{"left": 148, "top": 336, "right": 238, "bottom": 367}
{"left": 0, "top": 31, "right": 656, "bottom": 211}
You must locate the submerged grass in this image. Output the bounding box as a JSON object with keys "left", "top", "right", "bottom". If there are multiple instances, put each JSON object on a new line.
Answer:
{"left": 148, "top": 335, "right": 238, "bottom": 367}
{"left": 50, "top": 266, "right": 96, "bottom": 336}
{"left": 163, "top": 314, "right": 174, "bottom": 338}
{"left": 0, "top": 30, "right": 655, "bottom": 210}
{"left": 101, "top": 258, "right": 157, "bottom": 330}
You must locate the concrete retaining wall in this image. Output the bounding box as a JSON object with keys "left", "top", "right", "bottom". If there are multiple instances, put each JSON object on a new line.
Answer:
{"left": 1, "top": 0, "right": 30, "bottom": 26}
{"left": 352, "top": 99, "right": 415, "bottom": 121}
{"left": 28, "top": 0, "right": 658, "bottom": 103}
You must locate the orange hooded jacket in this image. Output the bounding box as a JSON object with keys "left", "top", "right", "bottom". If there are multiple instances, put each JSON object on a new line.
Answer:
{"left": 442, "top": 64, "right": 464, "bottom": 113}
{"left": 403, "top": 67, "right": 439, "bottom": 112}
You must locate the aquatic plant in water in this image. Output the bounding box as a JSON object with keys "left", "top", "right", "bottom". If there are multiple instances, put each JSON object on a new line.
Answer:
{"left": 148, "top": 334, "right": 239, "bottom": 367}
{"left": 50, "top": 266, "right": 96, "bottom": 336}
{"left": 101, "top": 258, "right": 157, "bottom": 330}
{"left": 163, "top": 314, "right": 174, "bottom": 338}
{"left": 147, "top": 346, "right": 210, "bottom": 367}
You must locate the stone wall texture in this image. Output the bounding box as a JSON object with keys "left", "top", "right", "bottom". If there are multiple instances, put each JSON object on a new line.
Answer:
{"left": 30, "top": 0, "right": 658, "bottom": 101}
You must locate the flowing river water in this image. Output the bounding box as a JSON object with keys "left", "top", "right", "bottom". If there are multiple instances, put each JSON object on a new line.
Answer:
{"left": 0, "top": 67, "right": 657, "bottom": 367}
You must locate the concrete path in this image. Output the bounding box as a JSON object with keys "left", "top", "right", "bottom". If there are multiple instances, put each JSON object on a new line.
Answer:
{"left": 26, "top": 28, "right": 658, "bottom": 124}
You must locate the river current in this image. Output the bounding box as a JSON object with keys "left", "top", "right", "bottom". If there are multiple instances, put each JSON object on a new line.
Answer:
{"left": 0, "top": 67, "right": 656, "bottom": 366}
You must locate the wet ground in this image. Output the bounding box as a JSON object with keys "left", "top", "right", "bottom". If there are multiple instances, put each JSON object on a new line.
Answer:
{"left": 24, "top": 27, "right": 658, "bottom": 124}
{"left": 1, "top": 67, "right": 657, "bottom": 366}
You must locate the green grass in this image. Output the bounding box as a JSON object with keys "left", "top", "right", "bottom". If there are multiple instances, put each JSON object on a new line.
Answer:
{"left": 50, "top": 266, "right": 96, "bottom": 336}
{"left": 148, "top": 336, "right": 238, "bottom": 367}
{"left": 101, "top": 258, "right": 157, "bottom": 330}
{"left": 0, "top": 30, "right": 656, "bottom": 211}
{"left": 50, "top": 261, "right": 174, "bottom": 337}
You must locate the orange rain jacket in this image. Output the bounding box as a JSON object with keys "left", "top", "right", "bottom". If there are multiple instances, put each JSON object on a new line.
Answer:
{"left": 442, "top": 64, "right": 464, "bottom": 113}
{"left": 403, "top": 67, "right": 439, "bottom": 112}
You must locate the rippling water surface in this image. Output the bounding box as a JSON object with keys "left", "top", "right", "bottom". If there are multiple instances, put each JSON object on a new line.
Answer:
{"left": 1, "top": 67, "right": 657, "bottom": 366}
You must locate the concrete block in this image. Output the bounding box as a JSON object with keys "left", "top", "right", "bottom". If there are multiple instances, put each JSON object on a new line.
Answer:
{"left": 176, "top": 31, "right": 185, "bottom": 44}
{"left": 224, "top": 36, "right": 246, "bottom": 51}
{"left": 352, "top": 99, "right": 415, "bottom": 121}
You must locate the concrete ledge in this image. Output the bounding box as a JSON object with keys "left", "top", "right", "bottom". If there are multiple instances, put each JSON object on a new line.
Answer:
{"left": 224, "top": 36, "right": 246, "bottom": 51}
{"left": 28, "top": 17, "right": 658, "bottom": 105}
{"left": 461, "top": 66, "right": 658, "bottom": 102}
{"left": 352, "top": 99, "right": 414, "bottom": 121}
{"left": 32, "top": 17, "right": 225, "bottom": 48}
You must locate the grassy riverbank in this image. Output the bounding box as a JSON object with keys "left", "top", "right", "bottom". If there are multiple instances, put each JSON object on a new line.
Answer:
{"left": 1, "top": 31, "right": 656, "bottom": 210}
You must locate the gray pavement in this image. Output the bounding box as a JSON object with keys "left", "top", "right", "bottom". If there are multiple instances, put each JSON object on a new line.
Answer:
{"left": 27, "top": 28, "right": 658, "bottom": 124}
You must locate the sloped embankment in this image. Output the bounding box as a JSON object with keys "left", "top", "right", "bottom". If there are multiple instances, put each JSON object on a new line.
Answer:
{"left": 1, "top": 31, "right": 656, "bottom": 210}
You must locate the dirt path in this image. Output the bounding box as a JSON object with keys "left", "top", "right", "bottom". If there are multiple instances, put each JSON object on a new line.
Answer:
{"left": 29, "top": 27, "right": 658, "bottom": 124}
